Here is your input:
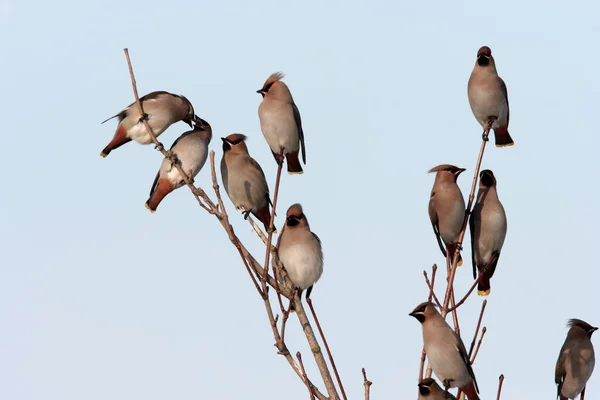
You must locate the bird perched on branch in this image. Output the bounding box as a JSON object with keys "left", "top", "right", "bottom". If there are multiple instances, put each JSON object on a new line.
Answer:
{"left": 470, "top": 169, "right": 507, "bottom": 296}
{"left": 467, "top": 46, "right": 514, "bottom": 147}
{"left": 555, "top": 319, "right": 597, "bottom": 400}
{"left": 145, "top": 119, "right": 212, "bottom": 213}
{"left": 418, "top": 378, "right": 457, "bottom": 400}
{"left": 220, "top": 134, "right": 276, "bottom": 233}
{"left": 410, "top": 302, "right": 479, "bottom": 400}
{"left": 257, "top": 72, "right": 306, "bottom": 174}
{"left": 100, "top": 91, "right": 201, "bottom": 157}
{"left": 275, "top": 204, "right": 323, "bottom": 308}
{"left": 428, "top": 164, "right": 466, "bottom": 266}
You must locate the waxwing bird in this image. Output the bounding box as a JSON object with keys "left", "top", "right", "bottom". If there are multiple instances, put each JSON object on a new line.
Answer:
{"left": 145, "top": 119, "right": 212, "bottom": 213}
{"left": 101, "top": 91, "right": 200, "bottom": 157}
{"left": 275, "top": 203, "right": 323, "bottom": 301}
{"left": 467, "top": 46, "right": 514, "bottom": 147}
{"left": 257, "top": 72, "right": 306, "bottom": 174}
{"left": 418, "top": 378, "right": 457, "bottom": 400}
{"left": 428, "top": 164, "right": 466, "bottom": 266}
{"left": 470, "top": 169, "right": 507, "bottom": 296}
{"left": 555, "top": 319, "right": 597, "bottom": 400}
{"left": 410, "top": 302, "right": 479, "bottom": 400}
{"left": 220, "top": 134, "right": 276, "bottom": 232}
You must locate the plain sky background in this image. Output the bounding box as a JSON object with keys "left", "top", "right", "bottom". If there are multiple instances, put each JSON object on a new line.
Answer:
{"left": 2, "top": 0, "right": 600, "bottom": 399}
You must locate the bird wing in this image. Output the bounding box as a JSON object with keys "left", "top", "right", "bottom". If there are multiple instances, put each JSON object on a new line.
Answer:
{"left": 456, "top": 340, "right": 479, "bottom": 393}
{"left": 292, "top": 102, "right": 306, "bottom": 164}
{"left": 148, "top": 170, "right": 161, "bottom": 198}
{"left": 429, "top": 196, "right": 447, "bottom": 257}
{"left": 499, "top": 77, "right": 510, "bottom": 125}
{"left": 247, "top": 156, "right": 275, "bottom": 212}
{"left": 555, "top": 346, "right": 568, "bottom": 398}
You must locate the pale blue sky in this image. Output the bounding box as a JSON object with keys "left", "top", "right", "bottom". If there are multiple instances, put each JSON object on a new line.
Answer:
{"left": 2, "top": 0, "right": 600, "bottom": 399}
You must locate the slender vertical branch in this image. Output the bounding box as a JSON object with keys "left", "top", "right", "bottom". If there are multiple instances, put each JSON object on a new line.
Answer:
{"left": 297, "top": 352, "right": 316, "bottom": 400}
{"left": 362, "top": 368, "right": 372, "bottom": 400}
{"left": 496, "top": 374, "right": 505, "bottom": 400}
{"left": 307, "top": 298, "right": 347, "bottom": 400}
{"left": 262, "top": 149, "right": 285, "bottom": 280}
{"left": 295, "top": 297, "right": 340, "bottom": 399}
{"left": 468, "top": 300, "right": 487, "bottom": 359}
{"left": 470, "top": 326, "right": 486, "bottom": 363}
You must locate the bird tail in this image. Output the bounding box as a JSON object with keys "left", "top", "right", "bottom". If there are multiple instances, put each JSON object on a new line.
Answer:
{"left": 462, "top": 382, "right": 480, "bottom": 400}
{"left": 101, "top": 124, "right": 131, "bottom": 157}
{"left": 493, "top": 126, "right": 514, "bottom": 148}
{"left": 254, "top": 204, "right": 277, "bottom": 234}
{"left": 145, "top": 179, "right": 174, "bottom": 213}
{"left": 285, "top": 150, "right": 303, "bottom": 175}
{"left": 477, "top": 268, "right": 491, "bottom": 296}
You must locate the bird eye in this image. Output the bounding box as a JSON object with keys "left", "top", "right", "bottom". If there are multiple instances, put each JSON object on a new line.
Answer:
{"left": 417, "top": 305, "right": 427, "bottom": 313}
{"left": 264, "top": 83, "right": 274, "bottom": 92}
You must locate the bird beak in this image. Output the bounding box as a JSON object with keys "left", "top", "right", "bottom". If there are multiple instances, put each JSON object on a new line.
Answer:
{"left": 221, "top": 137, "right": 227, "bottom": 143}
{"left": 256, "top": 89, "right": 265, "bottom": 94}
{"left": 592, "top": 327, "right": 599, "bottom": 332}
{"left": 408, "top": 312, "right": 415, "bottom": 317}
{"left": 194, "top": 115, "right": 206, "bottom": 129}
{"left": 457, "top": 168, "right": 466, "bottom": 175}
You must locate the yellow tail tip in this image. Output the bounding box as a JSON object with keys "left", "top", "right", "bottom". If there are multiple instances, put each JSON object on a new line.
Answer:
{"left": 100, "top": 152, "right": 108, "bottom": 158}
{"left": 496, "top": 142, "right": 515, "bottom": 148}
{"left": 144, "top": 203, "right": 156, "bottom": 213}
{"left": 288, "top": 171, "right": 304, "bottom": 175}
{"left": 477, "top": 289, "right": 491, "bottom": 296}
{"left": 457, "top": 259, "right": 463, "bottom": 267}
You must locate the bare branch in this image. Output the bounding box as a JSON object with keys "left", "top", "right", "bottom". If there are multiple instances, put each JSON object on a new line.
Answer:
{"left": 294, "top": 297, "right": 340, "bottom": 399}
{"left": 307, "top": 298, "right": 347, "bottom": 400}
{"left": 496, "top": 374, "right": 505, "bottom": 400}
{"left": 447, "top": 278, "right": 479, "bottom": 313}
{"left": 362, "top": 368, "right": 372, "bottom": 400}
{"left": 468, "top": 300, "right": 487, "bottom": 359}
{"left": 471, "top": 326, "right": 486, "bottom": 364}
{"left": 423, "top": 269, "right": 442, "bottom": 308}
{"left": 297, "top": 352, "right": 316, "bottom": 400}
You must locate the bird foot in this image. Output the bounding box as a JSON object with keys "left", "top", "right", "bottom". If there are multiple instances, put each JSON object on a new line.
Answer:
{"left": 138, "top": 113, "right": 149, "bottom": 123}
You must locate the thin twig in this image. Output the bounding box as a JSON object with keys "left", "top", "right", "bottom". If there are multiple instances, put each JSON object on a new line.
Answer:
{"left": 496, "top": 374, "right": 505, "bottom": 400}
{"left": 447, "top": 278, "right": 480, "bottom": 313}
{"left": 362, "top": 368, "right": 372, "bottom": 400}
{"left": 446, "top": 254, "right": 461, "bottom": 336}
{"left": 262, "top": 149, "right": 284, "bottom": 280}
{"left": 297, "top": 352, "right": 316, "bottom": 400}
{"left": 468, "top": 300, "right": 487, "bottom": 359}
{"left": 307, "top": 298, "right": 346, "bottom": 400}
{"left": 295, "top": 297, "right": 340, "bottom": 399}
{"left": 428, "top": 264, "right": 437, "bottom": 302}
{"left": 471, "top": 326, "right": 486, "bottom": 363}
{"left": 423, "top": 270, "right": 442, "bottom": 308}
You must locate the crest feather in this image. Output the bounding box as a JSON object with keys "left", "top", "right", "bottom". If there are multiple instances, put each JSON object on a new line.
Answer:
{"left": 428, "top": 164, "right": 462, "bottom": 174}
{"left": 261, "top": 72, "right": 285, "bottom": 90}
